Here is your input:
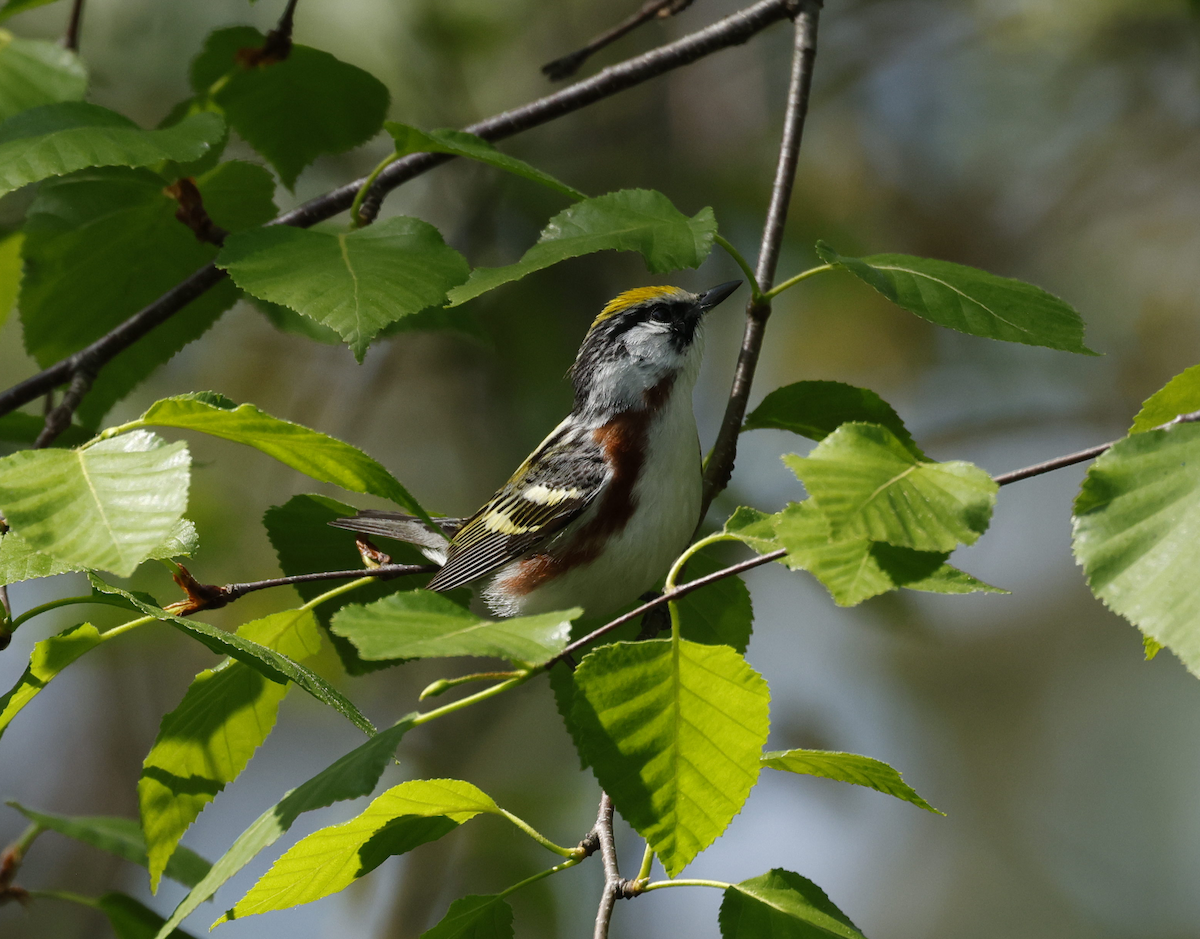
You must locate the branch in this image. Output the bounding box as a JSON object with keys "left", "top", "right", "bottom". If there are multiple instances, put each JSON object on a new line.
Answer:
{"left": 549, "top": 549, "right": 784, "bottom": 667}
{"left": 542, "top": 0, "right": 695, "bottom": 81}
{"left": 700, "top": 0, "right": 821, "bottom": 515}
{"left": 62, "top": 0, "right": 85, "bottom": 52}
{"left": 0, "top": 0, "right": 801, "bottom": 426}
{"left": 34, "top": 367, "right": 94, "bottom": 448}
{"left": 592, "top": 792, "right": 630, "bottom": 939}
{"left": 994, "top": 408, "right": 1200, "bottom": 486}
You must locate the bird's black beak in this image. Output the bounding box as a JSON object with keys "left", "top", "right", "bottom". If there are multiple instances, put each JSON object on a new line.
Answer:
{"left": 697, "top": 280, "right": 742, "bottom": 311}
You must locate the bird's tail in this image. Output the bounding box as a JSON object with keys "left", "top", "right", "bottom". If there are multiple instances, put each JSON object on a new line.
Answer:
{"left": 328, "top": 510, "right": 463, "bottom": 565}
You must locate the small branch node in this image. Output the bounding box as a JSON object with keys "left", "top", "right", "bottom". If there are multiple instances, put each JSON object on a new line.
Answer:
{"left": 166, "top": 564, "right": 231, "bottom": 615}
{"left": 165, "top": 179, "right": 229, "bottom": 246}
{"left": 237, "top": 0, "right": 300, "bottom": 68}
{"left": 355, "top": 536, "right": 391, "bottom": 569}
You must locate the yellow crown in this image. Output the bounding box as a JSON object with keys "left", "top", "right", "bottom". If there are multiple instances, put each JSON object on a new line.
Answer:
{"left": 590, "top": 286, "right": 686, "bottom": 328}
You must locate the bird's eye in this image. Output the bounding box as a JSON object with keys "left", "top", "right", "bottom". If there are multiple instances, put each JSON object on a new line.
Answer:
{"left": 649, "top": 304, "right": 671, "bottom": 323}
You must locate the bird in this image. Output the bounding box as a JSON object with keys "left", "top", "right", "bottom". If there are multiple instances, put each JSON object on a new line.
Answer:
{"left": 331, "top": 280, "right": 742, "bottom": 618}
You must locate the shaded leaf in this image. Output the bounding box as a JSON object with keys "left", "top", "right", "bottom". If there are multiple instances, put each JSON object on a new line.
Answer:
{"left": 0, "top": 411, "right": 91, "bottom": 447}
{"left": 1130, "top": 364, "right": 1200, "bottom": 433}
{"left": 127, "top": 393, "right": 427, "bottom": 518}
{"left": 7, "top": 802, "right": 211, "bottom": 887}
{"left": 572, "top": 639, "right": 770, "bottom": 876}
{"left": 0, "top": 518, "right": 196, "bottom": 584}
{"left": 743, "top": 380, "right": 922, "bottom": 458}
{"left": 421, "top": 895, "right": 514, "bottom": 939}
{"left": 0, "top": 430, "right": 189, "bottom": 576}
{"left": 0, "top": 622, "right": 101, "bottom": 740}
{"left": 719, "top": 869, "right": 866, "bottom": 939}
{"left": 0, "top": 229, "right": 19, "bottom": 329}
{"left": 87, "top": 574, "right": 374, "bottom": 733}
{"left": 761, "top": 749, "right": 941, "bottom": 813}
{"left": 0, "top": 101, "right": 222, "bottom": 197}
{"left": 331, "top": 590, "right": 578, "bottom": 665}
{"left": 152, "top": 718, "right": 414, "bottom": 939}
{"left": 1072, "top": 424, "right": 1200, "bottom": 677}
{"left": 816, "top": 241, "right": 1094, "bottom": 355}
{"left": 220, "top": 779, "right": 497, "bottom": 922}
{"left": 674, "top": 550, "right": 754, "bottom": 653}
{"left": 140, "top": 609, "right": 322, "bottom": 892}
{"left": 447, "top": 189, "right": 716, "bottom": 305}
{"left": 0, "top": 0, "right": 63, "bottom": 21}
{"left": 96, "top": 892, "right": 198, "bottom": 939}
{"left": 19, "top": 161, "right": 276, "bottom": 425}
{"left": 387, "top": 122, "right": 585, "bottom": 200}
{"left": 0, "top": 29, "right": 86, "bottom": 121}
{"left": 191, "top": 27, "right": 388, "bottom": 188}
{"left": 217, "top": 216, "right": 469, "bottom": 360}
{"left": 784, "top": 423, "right": 997, "bottom": 553}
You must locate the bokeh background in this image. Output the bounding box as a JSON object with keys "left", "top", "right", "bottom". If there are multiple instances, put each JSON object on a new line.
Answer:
{"left": 3, "top": 0, "right": 1200, "bottom": 936}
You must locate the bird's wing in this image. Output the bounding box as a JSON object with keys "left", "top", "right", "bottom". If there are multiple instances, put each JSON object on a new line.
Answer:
{"left": 425, "top": 422, "right": 608, "bottom": 593}
{"left": 328, "top": 510, "right": 461, "bottom": 551}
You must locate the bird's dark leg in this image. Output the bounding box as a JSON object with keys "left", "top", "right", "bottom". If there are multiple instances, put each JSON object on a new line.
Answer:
{"left": 635, "top": 591, "right": 671, "bottom": 640}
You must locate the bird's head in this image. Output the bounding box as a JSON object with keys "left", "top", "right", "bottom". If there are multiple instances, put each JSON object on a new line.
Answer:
{"left": 570, "top": 280, "right": 741, "bottom": 415}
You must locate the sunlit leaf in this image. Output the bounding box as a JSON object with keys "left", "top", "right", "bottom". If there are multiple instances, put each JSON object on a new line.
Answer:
{"left": 0, "top": 29, "right": 86, "bottom": 121}
{"left": 723, "top": 506, "right": 782, "bottom": 554}
{"left": 784, "top": 423, "right": 997, "bottom": 553}
{"left": 191, "top": 26, "right": 388, "bottom": 188}
{"left": 0, "top": 101, "right": 222, "bottom": 197}
{"left": 19, "top": 161, "right": 276, "bottom": 425}
{"left": 0, "top": 518, "right": 196, "bottom": 584}
{"left": 572, "top": 639, "right": 770, "bottom": 876}
{"left": 420, "top": 895, "right": 514, "bottom": 939}
{"left": 386, "top": 122, "right": 585, "bottom": 200}
{"left": 743, "top": 380, "right": 922, "bottom": 458}
{"left": 7, "top": 802, "right": 212, "bottom": 887}
{"left": 1129, "top": 364, "right": 1200, "bottom": 433}
{"left": 0, "top": 430, "right": 189, "bottom": 576}
{"left": 140, "top": 609, "right": 322, "bottom": 892}
{"left": 217, "top": 216, "right": 469, "bottom": 360}
{"left": 816, "top": 241, "right": 1095, "bottom": 355}
{"left": 126, "top": 392, "right": 427, "bottom": 518}
{"left": 447, "top": 189, "right": 716, "bottom": 305}
{"left": 0, "top": 622, "right": 101, "bottom": 739}
{"left": 331, "top": 590, "right": 578, "bottom": 665}
{"left": 761, "top": 749, "right": 941, "bottom": 813}
{"left": 219, "top": 779, "right": 498, "bottom": 922}
{"left": 152, "top": 718, "right": 414, "bottom": 939}
{"left": 1072, "top": 424, "right": 1200, "bottom": 677}
{"left": 719, "top": 869, "right": 867, "bottom": 939}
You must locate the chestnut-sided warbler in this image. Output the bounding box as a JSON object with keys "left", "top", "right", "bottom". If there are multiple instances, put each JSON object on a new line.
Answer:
{"left": 332, "top": 280, "right": 742, "bottom": 617}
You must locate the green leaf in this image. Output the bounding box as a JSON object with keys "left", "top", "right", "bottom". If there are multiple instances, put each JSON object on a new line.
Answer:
{"left": 773, "top": 501, "right": 1002, "bottom": 607}
{"left": 571, "top": 639, "right": 770, "bottom": 876}
{"left": 785, "top": 423, "right": 997, "bottom": 553}
{"left": 447, "top": 189, "right": 716, "bottom": 305}
{"left": 1130, "top": 364, "right": 1200, "bottom": 433}
{"left": 421, "top": 895, "right": 514, "bottom": 939}
{"left": 86, "top": 574, "right": 374, "bottom": 733}
{"left": 191, "top": 27, "right": 389, "bottom": 189}
{"left": 0, "top": 518, "right": 197, "bottom": 584}
{"left": 743, "top": 381, "right": 923, "bottom": 458}
{"left": 19, "top": 161, "right": 276, "bottom": 425}
{"left": 386, "top": 122, "right": 585, "bottom": 200}
{"left": 152, "top": 718, "right": 414, "bottom": 939}
{"left": 263, "top": 494, "right": 436, "bottom": 675}
{"left": 126, "top": 393, "right": 427, "bottom": 518}
{"left": 0, "top": 229, "right": 20, "bottom": 329}
{"left": 331, "top": 590, "right": 579, "bottom": 665}
{"left": 0, "top": 29, "right": 86, "bottom": 121}
{"left": 723, "top": 506, "right": 782, "bottom": 554}
{"left": 0, "top": 430, "right": 189, "bottom": 576}
{"left": 0, "top": 622, "right": 101, "bottom": 740}
{"left": 140, "top": 609, "right": 322, "bottom": 892}
{"left": 220, "top": 779, "right": 498, "bottom": 923}
{"left": 674, "top": 550, "right": 754, "bottom": 653}
{"left": 719, "top": 869, "right": 867, "bottom": 939}
{"left": 0, "top": 101, "right": 223, "bottom": 197}
{"left": 216, "top": 216, "right": 469, "bottom": 360}
{"left": 1072, "top": 424, "right": 1200, "bottom": 677}
{"left": 761, "top": 749, "right": 941, "bottom": 813}
{"left": 7, "top": 802, "right": 211, "bottom": 887}
{"left": 96, "top": 892, "right": 198, "bottom": 939}
{"left": 0, "top": 0, "right": 63, "bottom": 22}
{"left": 0, "top": 412, "right": 92, "bottom": 447}
{"left": 816, "top": 241, "right": 1095, "bottom": 355}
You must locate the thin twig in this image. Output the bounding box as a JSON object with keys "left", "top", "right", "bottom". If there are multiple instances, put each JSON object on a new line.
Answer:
{"left": 34, "top": 368, "right": 94, "bottom": 449}
{"left": 592, "top": 793, "right": 628, "bottom": 939}
{"left": 0, "top": 0, "right": 800, "bottom": 424}
{"left": 700, "top": 1, "right": 821, "bottom": 516}
{"left": 994, "top": 408, "right": 1200, "bottom": 486}
{"left": 62, "top": 0, "right": 85, "bottom": 52}
{"left": 549, "top": 549, "right": 784, "bottom": 667}
{"left": 542, "top": 0, "right": 695, "bottom": 81}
